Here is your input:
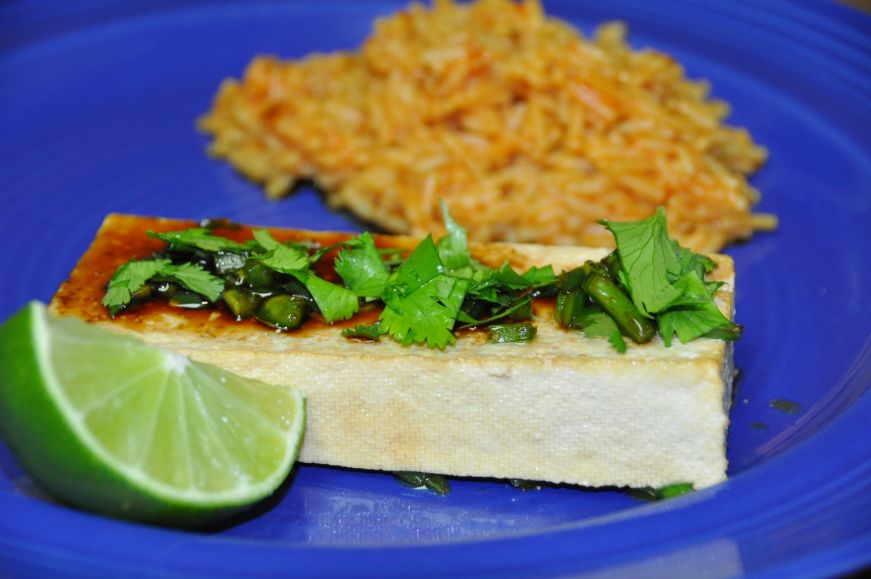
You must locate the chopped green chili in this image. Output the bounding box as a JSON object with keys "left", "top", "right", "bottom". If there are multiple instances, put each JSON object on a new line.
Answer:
{"left": 582, "top": 270, "right": 655, "bottom": 344}
{"left": 255, "top": 295, "right": 308, "bottom": 330}
{"left": 488, "top": 322, "right": 537, "bottom": 343}
{"left": 222, "top": 288, "right": 261, "bottom": 320}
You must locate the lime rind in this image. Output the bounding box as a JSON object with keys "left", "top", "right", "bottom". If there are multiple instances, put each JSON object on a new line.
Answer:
{"left": 40, "top": 303, "right": 307, "bottom": 505}
{"left": 0, "top": 302, "right": 306, "bottom": 526}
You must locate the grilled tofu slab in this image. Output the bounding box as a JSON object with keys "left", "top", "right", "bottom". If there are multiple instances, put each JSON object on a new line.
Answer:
{"left": 51, "top": 214, "right": 736, "bottom": 489}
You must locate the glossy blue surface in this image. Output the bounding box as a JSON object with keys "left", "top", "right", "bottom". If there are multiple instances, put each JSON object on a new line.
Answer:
{"left": 1, "top": 1, "right": 869, "bottom": 576}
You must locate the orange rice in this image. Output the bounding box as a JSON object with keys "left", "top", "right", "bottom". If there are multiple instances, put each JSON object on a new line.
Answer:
{"left": 198, "top": 0, "right": 775, "bottom": 252}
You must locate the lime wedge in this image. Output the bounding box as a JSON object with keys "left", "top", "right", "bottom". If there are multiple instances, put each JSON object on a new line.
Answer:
{"left": 0, "top": 301, "right": 305, "bottom": 527}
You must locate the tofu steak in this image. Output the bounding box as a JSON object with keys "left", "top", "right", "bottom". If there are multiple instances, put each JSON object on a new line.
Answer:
{"left": 50, "top": 214, "right": 736, "bottom": 489}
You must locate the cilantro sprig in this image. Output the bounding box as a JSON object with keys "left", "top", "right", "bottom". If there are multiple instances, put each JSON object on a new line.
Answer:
{"left": 333, "top": 232, "right": 389, "bottom": 298}
{"left": 102, "top": 259, "right": 224, "bottom": 316}
{"left": 599, "top": 207, "right": 740, "bottom": 347}
{"left": 329, "top": 204, "right": 548, "bottom": 348}
{"left": 547, "top": 207, "right": 738, "bottom": 350}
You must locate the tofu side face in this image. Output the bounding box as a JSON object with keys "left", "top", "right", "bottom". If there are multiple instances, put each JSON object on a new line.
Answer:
{"left": 50, "top": 214, "right": 737, "bottom": 489}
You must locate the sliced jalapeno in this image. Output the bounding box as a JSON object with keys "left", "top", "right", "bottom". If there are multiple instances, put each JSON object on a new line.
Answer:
{"left": 255, "top": 294, "right": 308, "bottom": 330}
{"left": 222, "top": 288, "right": 262, "bottom": 320}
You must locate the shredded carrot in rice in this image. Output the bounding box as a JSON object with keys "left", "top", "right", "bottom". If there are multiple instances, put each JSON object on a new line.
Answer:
{"left": 199, "top": 0, "right": 776, "bottom": 252}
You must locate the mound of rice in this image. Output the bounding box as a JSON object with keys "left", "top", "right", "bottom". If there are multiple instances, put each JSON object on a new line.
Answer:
{"left": 199, "top": 0, "right": 775, "bottom": 252}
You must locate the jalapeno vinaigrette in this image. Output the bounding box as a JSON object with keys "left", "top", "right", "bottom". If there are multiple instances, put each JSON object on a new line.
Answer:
{"left": 98, "top": 208, "right": 740, "bottom": 352}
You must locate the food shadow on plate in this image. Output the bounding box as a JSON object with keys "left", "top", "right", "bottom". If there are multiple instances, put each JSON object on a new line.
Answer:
{"left": 212, "top": 463, "right": 713, "bottom": 544}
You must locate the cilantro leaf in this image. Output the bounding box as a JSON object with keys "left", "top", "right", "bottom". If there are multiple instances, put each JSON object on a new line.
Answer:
{"left": 102, "top": 259, "right": 224, "bottom": 314}
{"left": 521, "top": 265, "right": 557, "bottom": 288}
{"left": 334, "top": 233, "right": 389, "bottom": 298}
{"left": 657, "top": 303, "right": 733, "bottom": 346}
{"left": 436, "top": 201, "right": 471, "bottom": 271}
{"left": 148, "top": 228, "right": 248, "bottom": 252}
{"left": 490, "top": 263, "right": 557, "bottom": 289}
{"left": 702, "top": 324, "right": 743, "bottom": 342}
{"left": 379, "top": 275, "right": 469, "bottom": 349}
{"left": 292, "top": 272, "right": 359, "bottom": 323}
{"left": 577, "top": 307, "right": 627, "bottom": 353}
{"left": 489, "top": 263, "right": 529, "bottom": 289}
{"left": 251, "top": 229, "right": 282, "bottom": 251}
{"left": 252, "top": 229, "right": 309, "bottom": 273}
{"left": 377, "top": 225, "right": 478, "bottom": 348}
{"left": 465, "top": 264, "right": 554, "bottom": 307}
{"left": 656, "top": 272, "right": 735, "bottom": 346}
{"left": 102, "top": 259, "right": 171, "bottom": 310}
{"left": 341, "top": 323, "right": 383, "bottom": 341}
{"left": 599, "top": 207, "right": 739, "bottom": 350}
{"left": 674, "top": 242, "right": 716, "bottom": 281}
{"left": 387, "top": 235, "right": 442, "bottom": 293}
{"left": 600, "top": 207, "right": 682, "bottom": 316}
{"left": 160, "top": 263, "right": 225, "bottom": 302}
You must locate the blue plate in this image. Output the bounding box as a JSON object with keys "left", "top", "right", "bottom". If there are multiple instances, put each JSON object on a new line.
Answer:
{"left": 1, "top": 1, "right": 869, "bottom": 576}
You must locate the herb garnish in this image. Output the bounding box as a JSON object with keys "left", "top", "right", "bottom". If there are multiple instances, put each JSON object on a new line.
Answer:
{"left": 102, "top": 259, "right": 225, "bottom": 317}
{"left": 628, "top": 482, "right": 695, "bottom": 501}
{"left": 148, "top": 228, "right": 250, "bottom": 252}
{"left": 393, "top": 471, "right": 450, "bottom": 495}
{"left": 103, "top": 206, "right": 738, "bottom": 351}
{"left": 600, "top": 207, "right": 739, "bottom": 346}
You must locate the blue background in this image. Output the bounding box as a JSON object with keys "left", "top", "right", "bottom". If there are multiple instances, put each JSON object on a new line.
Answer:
{"left": 1, "top": 1, "right": 869, "bottom": 576}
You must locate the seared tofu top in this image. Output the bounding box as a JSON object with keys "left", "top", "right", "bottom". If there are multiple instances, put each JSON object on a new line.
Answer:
{"left": 50, "top": 213, "right": 735, "bottom": 363}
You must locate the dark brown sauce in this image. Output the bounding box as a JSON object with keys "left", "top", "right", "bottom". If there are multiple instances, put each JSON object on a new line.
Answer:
{"left": 113, "top": 296, "right": 386, "bottom": 338}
